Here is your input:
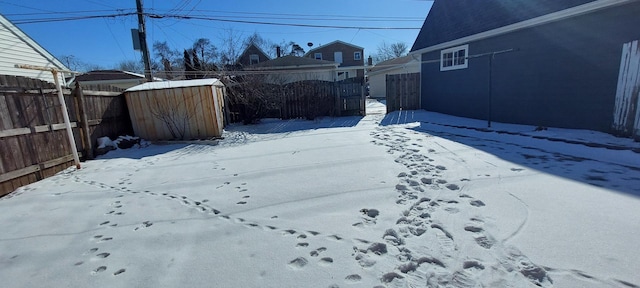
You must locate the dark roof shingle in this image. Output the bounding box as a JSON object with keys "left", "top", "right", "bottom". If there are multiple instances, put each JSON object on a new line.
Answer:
{"left": 411, "top": 0, "right": 597, "bottom": 51}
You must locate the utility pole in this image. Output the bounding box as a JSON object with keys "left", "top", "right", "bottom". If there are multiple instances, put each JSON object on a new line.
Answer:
{"left": 136, "top": 0, "right": 153, "bottom": 82}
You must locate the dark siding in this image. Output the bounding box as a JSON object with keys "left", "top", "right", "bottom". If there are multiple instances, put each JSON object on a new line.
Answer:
{"left": 421, "top": 2, "right": 640, "bottom": 132}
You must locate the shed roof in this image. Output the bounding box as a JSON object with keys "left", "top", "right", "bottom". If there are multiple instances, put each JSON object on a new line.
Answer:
{"left": 125, "top": 78, "right": 223, "bottom": 92}
{"left": 411, "top": 0, "right": 597, "bottom": 51}
{"left": 368, "top": 55, "right": 420, "bottom": 76}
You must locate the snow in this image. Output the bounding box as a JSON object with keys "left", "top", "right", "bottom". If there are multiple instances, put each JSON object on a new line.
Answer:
{"left": 1, "top": 101, "right": 639, "bottom": 288}
{"left": 124, "top": 78, "right": 223, "bottom": 92}
{"left": 97, "top": 136, "right": 116, "bottom": 149}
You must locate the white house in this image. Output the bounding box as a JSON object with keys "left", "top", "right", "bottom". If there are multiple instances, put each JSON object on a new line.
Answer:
{"left": 367, "top": 55, "right": 421, "bottom": 99}
{"left": 246, "top": 55, "right": 339, "bottom": 84}
{"left": 0, "top": 14, "right": 70, "bottom": 84}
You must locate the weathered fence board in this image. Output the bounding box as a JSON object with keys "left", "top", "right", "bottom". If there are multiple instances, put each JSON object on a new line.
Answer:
{"left": 613, "top": 40, "right": 640, "bottom": 139}
{"left": 0, "top": 75, "right": 133, "bottom": 197}
{"left": 227, "top": 78, "right": 365, "bottom": 123}
{"left": 386, "top": 73, "right": 421, "bottom": 113}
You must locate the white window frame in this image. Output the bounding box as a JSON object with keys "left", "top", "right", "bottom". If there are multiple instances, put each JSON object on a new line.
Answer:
{"left": 249, "top": 54, "right": 260, "bottom": 65}
{"left": 354, "top": 51, "right": 362, "bottom": 61}
{"left": 314, "top": 53, "right": 323, "bottom": 60}
{"left": 440, "top": 44, "right": 468, "bottom": 71}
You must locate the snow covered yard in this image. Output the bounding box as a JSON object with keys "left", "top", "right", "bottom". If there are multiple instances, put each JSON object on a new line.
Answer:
{"left": 1, "top": 110, "right": 639, "bottom": 288}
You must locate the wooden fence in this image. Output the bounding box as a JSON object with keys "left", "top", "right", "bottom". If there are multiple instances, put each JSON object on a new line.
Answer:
{"left": 336, "top": 78, "right": 365, "bottom": 116}
{"left": 386, "top": 73, "right": 421, "bottom": 113}
{"left": 227, "top": 78, "right": 365, "bottom": 123}
{"left": 613, "top": 40, "right": 640, "bottom": 140}
{"left": 0, "top": 75, "right": 132, "bottom": 197}
{"left": 281, "top": 80, "right": 338, "bottom": 120}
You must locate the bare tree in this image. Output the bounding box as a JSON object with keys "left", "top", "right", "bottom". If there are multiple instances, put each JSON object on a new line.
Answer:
{"left": 223, "top": 74, "right": 272, "bottom": 124}
{"left": 59, "top": 55, "right": 83, "bottom": 71}
{"left": 218, "top": 28, "right": 245, "bottom": 69}
{"left": 153, "top": 41, "right": 181, "bottom": 79}
{"left": 116, "top": 59, "right": 145, "bottom": 74}
{"left": 192, "top": 38, "right": 218, "bottom": 72}
{"left": 244, "top": 32, "right": 280, "bottom": 58}
{"left": 59, "top": 54, "right": 103, "bottom": 72}
{"left": 374, "top": 41, "right": 409, "bottom": 63}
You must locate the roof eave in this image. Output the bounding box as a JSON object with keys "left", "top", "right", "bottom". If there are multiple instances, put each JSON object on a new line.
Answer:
{"left": 410, "top": 0, "right": 633, "bottom": 55}
{"left": 0, "top": 14, "right": 70, "bottom": 73}
{"left": 305, "top": 40, "right": 364, "bottom": 56}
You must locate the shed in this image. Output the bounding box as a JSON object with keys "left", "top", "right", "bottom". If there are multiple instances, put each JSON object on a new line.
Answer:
{"left": 124, "top": 79, "right": 225, "bottom": 140}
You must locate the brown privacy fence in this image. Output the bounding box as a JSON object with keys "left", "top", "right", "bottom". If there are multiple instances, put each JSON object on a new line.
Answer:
{"left": 386, "top": 73, "right": 421, "bottom": 113}
{"left": 0, "top": 75, "right": 132, "bottom": 197}
{"left": 226, "top": 77, "right": 365, "bottom": 124}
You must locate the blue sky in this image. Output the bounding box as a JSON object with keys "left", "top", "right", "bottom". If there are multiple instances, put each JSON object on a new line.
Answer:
{"left": 1, "top": 0, "right": 432, "bottom": 69}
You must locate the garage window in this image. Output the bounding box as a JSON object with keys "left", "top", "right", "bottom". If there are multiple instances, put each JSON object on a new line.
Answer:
{"left": 440, "top": 44, "right": 468, "bottom": 71}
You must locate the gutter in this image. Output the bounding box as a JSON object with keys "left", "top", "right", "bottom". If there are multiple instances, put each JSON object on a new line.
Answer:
{"left": 410, "top": 0, "right": 634, "bottom": 55}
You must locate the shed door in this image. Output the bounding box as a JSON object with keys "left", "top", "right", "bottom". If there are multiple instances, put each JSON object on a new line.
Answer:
{"left": 334, "top": 52, "right": 343, "bottom": 64}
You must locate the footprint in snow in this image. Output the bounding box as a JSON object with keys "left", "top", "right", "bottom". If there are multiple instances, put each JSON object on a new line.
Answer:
{"left": 288, "top": 257, "right": 308, "bottom": 270}
{"left": 91, "top": 266, "right": 107, "bottom": 274}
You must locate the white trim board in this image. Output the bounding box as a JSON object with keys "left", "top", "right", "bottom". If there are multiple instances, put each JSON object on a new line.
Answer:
{"left": 410, "top": 0, "right": 635, "bottom": 56}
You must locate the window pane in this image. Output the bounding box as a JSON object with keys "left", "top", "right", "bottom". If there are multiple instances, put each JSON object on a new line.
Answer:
{"left": 443, "top": 52, "right": 453, "bottom": 67}
{"left": 454, "top": 49, "right": 464, "bottom": 66}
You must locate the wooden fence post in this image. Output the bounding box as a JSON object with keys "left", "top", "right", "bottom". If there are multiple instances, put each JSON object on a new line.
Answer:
{"left": 75, "top": 82, "right": 94, "bottom": 160}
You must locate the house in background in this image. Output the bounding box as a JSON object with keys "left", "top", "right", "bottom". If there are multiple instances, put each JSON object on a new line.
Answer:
{"left": 367, "top": 55, "right": 421, "bottom": 99}
{"left": 246, "top": 55, "right": 338, "bottom": 84}
{"left": 305, "top": 40, "right": 365, "bottom": 81}
{"left": 0, "top": 14, "right": 70, "bottom": 84}
{"left": 69, "top": 70, "right": 163, "bottom": 91}
{"left": 412, "top": 0, "right": 640, "bottom": 136}
{"left": 236, "top": 43, "right": 271, "bottom": 68}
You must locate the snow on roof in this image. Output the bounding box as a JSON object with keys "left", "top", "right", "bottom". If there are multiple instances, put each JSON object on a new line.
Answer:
{"left": 125, "top": 78, "right": 223, "bottom": 92}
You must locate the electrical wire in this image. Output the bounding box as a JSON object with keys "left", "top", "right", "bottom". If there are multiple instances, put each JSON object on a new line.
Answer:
{"left": 2, "top": 9, "right": 135, "bottom": 16}
{"left": 154, "top": 8, "right": 424, "bottom": 20}
{"left": 11, "top": 13, "right": 138, "bottom": 24}
{"left": 150, "top": 14, "right": 421, "bottom": 30}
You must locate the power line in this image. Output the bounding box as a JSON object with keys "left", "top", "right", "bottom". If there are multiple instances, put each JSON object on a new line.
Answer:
{"left": 11, "top": 13, "right": 138, "bottom": 24}
{"left": 150, "top": 14, "right": 421, "bottom": 30}
{"left": 2, "top": 9, "right": 135, "bottom": 16}
{"left": 155, "top": 8, "right": 425, "bottom": 20}
{"left": 157, "top": 13, "right": 423, "bottom": 22}
{"left": 10, "top": 12, "right": 421, "bottom": 30}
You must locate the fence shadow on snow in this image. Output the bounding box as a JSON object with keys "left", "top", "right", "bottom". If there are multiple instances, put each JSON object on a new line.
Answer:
{"left": 226, "top": 116, "right": 364, "bottom": 135}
